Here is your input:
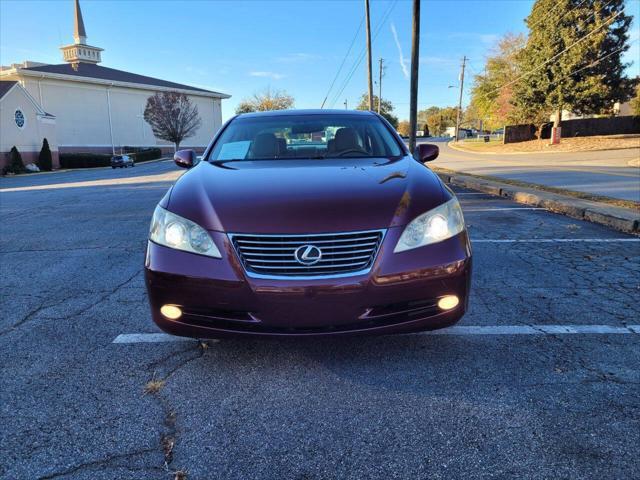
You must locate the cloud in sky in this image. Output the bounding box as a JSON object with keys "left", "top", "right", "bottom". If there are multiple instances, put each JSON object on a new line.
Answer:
{"left": 390, "top": 23, "right": 409, "bottom": 80}
{"left": 249, "top": 71, "right": 285, "bottom": 80}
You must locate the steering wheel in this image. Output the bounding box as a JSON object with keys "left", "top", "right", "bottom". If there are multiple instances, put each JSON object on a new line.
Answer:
{"left": 336, "top": 148, "right": 369, "bottom": 157}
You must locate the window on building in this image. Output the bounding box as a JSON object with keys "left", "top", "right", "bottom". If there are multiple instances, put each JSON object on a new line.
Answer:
{"left": 14, "top": 109, "right": 25, "bottom": 129}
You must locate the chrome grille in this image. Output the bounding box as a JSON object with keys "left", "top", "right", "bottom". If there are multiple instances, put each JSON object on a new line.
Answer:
{"left": 229, "top": 230, "right": 385, "bottom": 278}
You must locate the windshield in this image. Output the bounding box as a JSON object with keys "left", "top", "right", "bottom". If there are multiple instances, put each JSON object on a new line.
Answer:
{"left": 207, "top": 114, "right": 404, "bottom": 162}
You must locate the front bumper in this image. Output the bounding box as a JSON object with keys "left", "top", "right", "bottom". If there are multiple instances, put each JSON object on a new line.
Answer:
{"left": 144, "top": 228, "right": 472, "bottom": 338}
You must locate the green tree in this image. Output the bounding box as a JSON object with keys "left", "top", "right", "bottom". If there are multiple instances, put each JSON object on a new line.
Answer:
{"left": 630, "top": 84, "right": 640, "bottom": 115}
{"left": 424, "top": 107, "right": 458, "bottom": 136}
{"left": 356, "top": 93, "right": 398, "bottom": 128}
{"left": 417, "top": 106, "right": 441, "bottom": 128}
{"left": 38, "top": 138, "right": 53, "bottom": 171}
{"left": 397, "top": 120, "right": 411, "bottom": 137}
{"left": 236, "top": 88, "right": 294, "bottom": 114}
{"left": 7, "top": 146, "right": 24, "bottom": 174}
{"left": 469, "top": 33, "right": 526, "bottom": 130}
{"left": 514, "top": 0, "right": 636, "bottom": 128}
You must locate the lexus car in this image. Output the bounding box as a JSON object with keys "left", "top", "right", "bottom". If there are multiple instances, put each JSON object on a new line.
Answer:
{"left": 144, "top": 110, "right": 471, "bottom": 338}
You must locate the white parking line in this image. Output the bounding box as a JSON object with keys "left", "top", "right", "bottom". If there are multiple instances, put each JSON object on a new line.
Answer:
{"left": 113, "top": 333, "right": 191, "bottom": 343}
{"left": 473, "top": 238, "right": 640, "bottom": 243}
{"left": 465, "top": 207, "right": 546, "bottom": 212}
{"left": 112, "top": 324, "right": 640, "bottom": 343}
{"left": 425, "top": 325, "right": 640, "bottom": 335}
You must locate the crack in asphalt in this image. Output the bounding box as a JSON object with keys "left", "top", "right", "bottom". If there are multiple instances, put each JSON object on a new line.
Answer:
{"left": 143, "top": 341, "right": 209, "bottom": 476}
{"left": 36, "top": 447, "right": 161, "bottom": 479}
{"left": 0, "top": 295, "right": 75, "bottom": 337}
{"left": 0, "top": 269, "right": 142, "bottom": 337}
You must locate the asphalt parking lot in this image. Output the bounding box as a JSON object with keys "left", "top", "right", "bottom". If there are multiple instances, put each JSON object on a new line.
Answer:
{"left": 1, "top": 160, "right": 639, "bottom": 480}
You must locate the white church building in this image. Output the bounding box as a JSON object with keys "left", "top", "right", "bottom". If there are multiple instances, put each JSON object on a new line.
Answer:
{"left": 0, "top": 0, "right": 229, "bottom": 169}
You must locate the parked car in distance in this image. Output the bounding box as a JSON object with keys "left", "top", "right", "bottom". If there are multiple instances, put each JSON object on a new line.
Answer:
{"left": 145, "top": 109, "right": 471, "bottom": 338}
{"left": 111, "top": 154, "right": 134, "bottom": 168}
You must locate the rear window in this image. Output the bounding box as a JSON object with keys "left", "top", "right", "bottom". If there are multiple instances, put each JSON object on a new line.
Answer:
{"left": 207, "top": 114, "right": 403, "bottom": 161}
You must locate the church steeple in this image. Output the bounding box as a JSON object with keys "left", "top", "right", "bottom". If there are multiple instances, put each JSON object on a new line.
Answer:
{"left": 73, "top": 0, "right": 87, "bottom": 44}
{"left": 60, "top": 0, "right": 103, "bottom": 69}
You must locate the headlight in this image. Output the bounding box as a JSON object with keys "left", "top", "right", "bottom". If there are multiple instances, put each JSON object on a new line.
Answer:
{"left": 394, "top": 198, "right": 465, "bottom": 253}
{"left": 149, "top": 205, "right": 221, "bottom": 258}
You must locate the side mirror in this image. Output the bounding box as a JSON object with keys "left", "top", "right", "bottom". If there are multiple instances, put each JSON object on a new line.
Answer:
{"left": 174, "top": 149, "right": 196, "bottom": 169}
{"left": 413, "top": 143, "right": 439, "bottom": 162}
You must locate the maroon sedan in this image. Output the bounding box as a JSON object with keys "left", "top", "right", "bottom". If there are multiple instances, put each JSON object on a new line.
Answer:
{"left": 145, "top": 110, "right": 471, "bottom": 338}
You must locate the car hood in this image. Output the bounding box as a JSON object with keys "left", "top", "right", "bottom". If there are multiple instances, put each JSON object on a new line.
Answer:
{"left": 167, "top": 156, "right": 446, "bottom": 234}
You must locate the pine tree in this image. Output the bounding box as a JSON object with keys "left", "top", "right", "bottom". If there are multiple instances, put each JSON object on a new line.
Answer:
{"left": 514, "top": 0, "right": 636, "bottom": 127}
{"left": 8, "top": 146, "right": 24, "bottom": 174}
{"left": 38, "top": 138, "right": 53, "bottom": 171}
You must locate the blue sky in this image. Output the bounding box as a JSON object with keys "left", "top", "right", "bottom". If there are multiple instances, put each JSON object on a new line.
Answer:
{"left": 1, "top": 0, "right": 638, "bottom": 121}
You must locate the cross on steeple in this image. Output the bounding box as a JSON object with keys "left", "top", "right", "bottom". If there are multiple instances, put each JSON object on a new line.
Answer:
{"left": 60, "top": 0, "right": 103, "bottom": 69}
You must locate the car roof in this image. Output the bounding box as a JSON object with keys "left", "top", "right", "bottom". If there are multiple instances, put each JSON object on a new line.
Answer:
{"left": 236, "top": 109, "right": 377, "bottom": 119}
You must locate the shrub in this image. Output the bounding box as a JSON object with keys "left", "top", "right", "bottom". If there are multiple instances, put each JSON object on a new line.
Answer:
{"left": 59, "top": 148, "right": 162, "bottom": 169}
{"left": 128, "top": 147, "right": 162, "bottom": 162}
{"left": 4, "top": 146, "right": 25, "bottom": 174}
{"left": 38, "top": 138, "right": 53, "bottom": 171}
{"left": 59, "top": 153, "right": 112, "bottom": 169}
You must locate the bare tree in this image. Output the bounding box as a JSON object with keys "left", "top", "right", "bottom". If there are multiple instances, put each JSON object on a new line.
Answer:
{"left": 144, "top": 92, "right": 202, "bottom": 151}
{"left": 235, "top": 88, "right": 294, "bottom": 114}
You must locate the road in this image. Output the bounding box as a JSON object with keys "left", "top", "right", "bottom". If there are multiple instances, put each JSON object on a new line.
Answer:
{"left": 1, "top": 160, "right": 639, "bottom": 479}
{"left": 430, "top": 141, "right": 640, "bottom": 202}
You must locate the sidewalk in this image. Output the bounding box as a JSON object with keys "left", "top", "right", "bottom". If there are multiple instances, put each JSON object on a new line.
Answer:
{"left": 433, "top": 141, "right": 640, "bottom": 203}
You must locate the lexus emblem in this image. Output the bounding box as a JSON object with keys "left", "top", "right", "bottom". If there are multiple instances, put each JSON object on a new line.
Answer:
{"left": 294, "top": 245, "right": 322, "bottom": 266}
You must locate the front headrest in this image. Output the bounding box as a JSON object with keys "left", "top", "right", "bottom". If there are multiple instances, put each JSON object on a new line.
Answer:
{"left": 250, "top": 133, "right": 278, "bottom": 158}
{"left": 334, "top": 128, "right": 360, "bottom": 151}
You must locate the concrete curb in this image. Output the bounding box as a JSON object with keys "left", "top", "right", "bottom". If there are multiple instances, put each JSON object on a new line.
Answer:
{"left": 447, "top": 140, "right": 640, "bottom": 156}
{"left": 0, "top": 157, "right": 171, "bottom": 178}
{"left": 436, "top": 171, "right": 640, "bottom": 234}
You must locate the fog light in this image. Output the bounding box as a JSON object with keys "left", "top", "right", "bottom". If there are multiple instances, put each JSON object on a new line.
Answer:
{"left": 438, "top": 295, "right": 459, "bottom": 311}
{"left": 160, "top": 305, "right": 182, "bottom": 320}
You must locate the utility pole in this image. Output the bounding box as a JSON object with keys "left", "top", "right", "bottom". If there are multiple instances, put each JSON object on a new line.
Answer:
{"left": 408, "top": 0, "right": 420, "bottom": 153}
{"left": 378, "top": 58, "right": 384, "bottom": 114}
{"left": 344, "top": 99, "right": 348, "bottom": 110}
{"left": 365, "top": 0, "right": 374, "bottom": 110}
{"left": 454, "top": 56, "right": 467, "bottom": 142}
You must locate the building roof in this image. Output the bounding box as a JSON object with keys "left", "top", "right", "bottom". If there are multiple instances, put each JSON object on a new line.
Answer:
{"left": 0, "top": 80, "right": 17, "bottom": 100}
{"left": 19, "top": 63, "right": 230, "bottom": 98}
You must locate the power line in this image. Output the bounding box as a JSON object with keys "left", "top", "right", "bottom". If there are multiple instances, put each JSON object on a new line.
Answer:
{"left": 482, "top": 6, "right": 625, "bottom": 98}
{"left": 328, "top": 1, "right": 396, "bottom": 108}
{"left": 320, "top": 16, "right": 365, "bottom": 108}
{"left": 328, "top": 0, "right": 398, "bottom": 108}
{"left": 545, "top": 38, "right": 638, "bottom": 90}
{"left": 527, "top": 0, "right": 590, "bottom": 32}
